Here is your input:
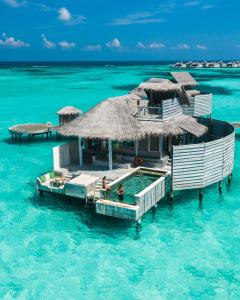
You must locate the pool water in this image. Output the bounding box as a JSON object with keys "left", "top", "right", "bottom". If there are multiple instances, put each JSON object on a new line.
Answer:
{"left": 107, "top": 171, "right": 160, "bottom": 204}
{"left": 1, "top": 62, "right": 240, "bottom": 299}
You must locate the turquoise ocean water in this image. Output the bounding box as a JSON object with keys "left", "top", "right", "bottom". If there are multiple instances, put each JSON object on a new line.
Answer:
{"left": 1, "top": 62, "right": 240, "bottom": 299}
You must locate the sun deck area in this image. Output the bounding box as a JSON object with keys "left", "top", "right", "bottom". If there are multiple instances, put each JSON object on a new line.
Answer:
{"left": 37, "top": 166, "right": 171, "bottom": 221}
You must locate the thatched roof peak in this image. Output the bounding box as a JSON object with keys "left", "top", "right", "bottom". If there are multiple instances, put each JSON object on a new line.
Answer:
{"left": 58, "top": 98, "right": 144, "bottom": 141}
{"left": 57, "top": 106, "right": 82, "bottom": 116}
{"left": 171, "top": 72, "right": 198, "bottom": 86}
{"left": 138, "top": 80, "right": 182, "bottom": 92}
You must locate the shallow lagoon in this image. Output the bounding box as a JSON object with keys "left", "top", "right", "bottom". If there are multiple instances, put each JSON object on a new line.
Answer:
{"left": 0, "top": 63, "right": 240, "bottom": 299}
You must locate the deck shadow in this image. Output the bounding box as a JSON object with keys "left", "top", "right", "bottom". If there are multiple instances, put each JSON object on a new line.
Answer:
{"left": 2, "top": 135, "right": 72, "bottom": 145}
{"left": 28, "top": 190, "right": 133, "bottom": 232}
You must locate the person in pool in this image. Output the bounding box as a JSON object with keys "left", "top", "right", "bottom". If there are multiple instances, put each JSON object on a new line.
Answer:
{"left": 102, "top": 176, "right": 111, "bottom": 191}
{"left": 117, "top": 184, "right": 124, "bottom": 202}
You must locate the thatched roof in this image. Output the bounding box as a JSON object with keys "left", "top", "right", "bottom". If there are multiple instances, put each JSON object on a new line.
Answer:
{"left": 137, "top": 79, "right": 190, "bottom": 105}
{"left": 140, "top": 115, "right": 207, "bottom": 137}
{"left": 186, "top": 90, "right": 201, "bottom": 97}
{"left": 171, "top": 72, "right": 198, "bottom": 86}
{"left": 139, "top": 80, "right": 182, "bottom": 92}
{"left": 131, "top": 78, "right": 181, "bottom": 99}
{"left": 58, "top": 97, "right": 144, "bottom": 141}
{"left": 130, "top": 87, "right": 147, "bottom": 99}
{"left": 57, "top": 106, "right": 82, "bottom": 116}
{"left": 113, "top": 93, "right": 148, "bottom": 116}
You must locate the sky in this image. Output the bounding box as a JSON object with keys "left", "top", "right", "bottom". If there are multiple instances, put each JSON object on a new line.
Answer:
{"left": 0, "top": 0, "right": 240, "bottom": 61}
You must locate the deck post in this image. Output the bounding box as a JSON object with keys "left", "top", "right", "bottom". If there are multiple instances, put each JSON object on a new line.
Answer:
{"left": 168, "top": 190, "right": 174, "bottom": 203}
{"left": 219, "top": 181, "right": 222, "bottom": 194}
{"left": 199, "top": 188, "right": 203, "bottom": 202}
{"left": 159, "top": 135, "right": 164, "bottom": 160}
{"left": 135, "top": 139, "right": 139, "bottom": 156}
{"left": 109, "top": 139, "right": 113, "bottom": 170}
{"left": 228, "top": 174, "right": 232, "bottom": 185}
{"left": 79, "top": 136, "right": 83, "bottom": 166}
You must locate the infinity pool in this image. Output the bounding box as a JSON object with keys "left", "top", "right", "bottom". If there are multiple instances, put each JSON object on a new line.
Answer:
{"left": 107, "top": 170, "right": 162, "bottom": 204}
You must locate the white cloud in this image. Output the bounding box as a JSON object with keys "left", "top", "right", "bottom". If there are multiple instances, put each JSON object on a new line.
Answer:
{"left": 82, "top": 44, "right": 102, "bottom": 51}
{"left": 149, "top": 42, "right": 165, "bottom": 49}
{"left": 136, "top": 42, "right": 145, "bottom": 48}
{"left": 172, "top": 43, "right": 190, "bottom": 50}
{"left": 196, "top": 44, "right": 207, "bottom": 50}
{"left": 58, "top": 40, "right": 76, "bottom": 49}
{"left": 67, "top": 15, "right": 86, "bottom": 25}
{"left": 58, "top": 7, "right": 71, "bottom": 21}
{"left": 202, "top": 4, "right": 215, "bottom": 10}
{"left": 110, "top": 11, "right": 166, "bottom": 25}
{"left": 136, "top": 41, "right": 165, "bottom": 49}
{"left": 3, "top": 0, "right": 26, "bottom": 7}
{"left": 106, "top": 38, "right": 121, "bottom": 48}
{"left": 41, "top": 34, "right": 56, "bottom": 49}
{"left": 0, "top": 33, "right": 30, "bottom": 47}
{"left": 184, "top": 1, "right": 199, "bottom": 7}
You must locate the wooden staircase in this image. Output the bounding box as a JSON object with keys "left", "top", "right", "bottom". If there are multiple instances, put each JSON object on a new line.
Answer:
{"left": 86, "top": 178, "right": 114, "bottom": 205}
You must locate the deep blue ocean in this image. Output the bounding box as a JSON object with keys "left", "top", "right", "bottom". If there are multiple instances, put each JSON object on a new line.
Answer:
{"left": 0, "top": 62, "right": 240, "bottom": 299}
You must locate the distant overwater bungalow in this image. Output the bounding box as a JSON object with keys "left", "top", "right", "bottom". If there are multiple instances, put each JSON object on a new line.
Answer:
{"left": 37, "top": 72, "right": 235, "bottom": 223}
{"left": 173, "top": 61, "right": 240, "bottom": 69}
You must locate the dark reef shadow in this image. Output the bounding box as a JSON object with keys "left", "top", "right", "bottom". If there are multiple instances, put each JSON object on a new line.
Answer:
{"left": 198, "top": 84, "right": 234, "bottom": 96}
{"left": 2, "top": 135, "right": 73, "bottom": 145}
{"left": 112, "top": 84, "right": 138, "bottom": 91}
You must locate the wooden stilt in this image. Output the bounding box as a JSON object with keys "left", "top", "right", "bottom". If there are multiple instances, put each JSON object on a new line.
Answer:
{"left": 168, "top": 190, "right": 174, "bottom": 203}
{"left": 228, "top": 174, "right": 232, "bottom": 185}
{"left": 218, "top": 181, "right": 222, "bottom": 194}
{"left": 199, "top": 188, "right": 203, "bottom": 202}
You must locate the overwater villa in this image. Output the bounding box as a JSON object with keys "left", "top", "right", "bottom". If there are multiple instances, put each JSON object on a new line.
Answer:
{"left": 174, "top": 61, "right": 240, "bottom": 69}
{"left": 37, "top": 72, "right": 235, "bottom": 222}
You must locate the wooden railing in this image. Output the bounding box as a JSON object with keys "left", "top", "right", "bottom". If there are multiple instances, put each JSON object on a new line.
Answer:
{"left": 137, "top": 98, "right": 183, "bottom": 120}
{"left": 138, "top": 106, "right": 162, "bottom": 119}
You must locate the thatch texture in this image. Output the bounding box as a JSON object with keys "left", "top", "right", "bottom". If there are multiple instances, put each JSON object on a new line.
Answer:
{"left": 113, "top": 94, "right": 148, "bottom": 116}
{"left": 139, "top": 80, "right": 182, "bottom": 92}
{"left": 186, "top": 90, "right": 201, "bottom": 97}
{"left": 130, "top": 87, "right": 147, "bottom": 99}
{"left": 57, "top": 106, "right": 82, "bottom": 116}
{"left": 137, "top": 79, "right": 190, "bottom": 105}
{"left": 131, "top": 79, "right": 179, "bottom": 99}
{"left": 140, "top": 115, "right": 207, "bottom": 137}
{"left": 58, "top": 98, "right": 144, "bottom": 141}
{"left": 171, "top": 72, "right": 198, "bottom": 86}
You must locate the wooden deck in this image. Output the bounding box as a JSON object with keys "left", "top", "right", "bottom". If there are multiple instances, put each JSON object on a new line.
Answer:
{"left": 56, "top": 163, "right": 135, "bottom": 182}
{"left": 231, "top": 122, "right": 240, "bottom": 129}
{"left": 8, "top": 123, "right": 55, "bottom": 139}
